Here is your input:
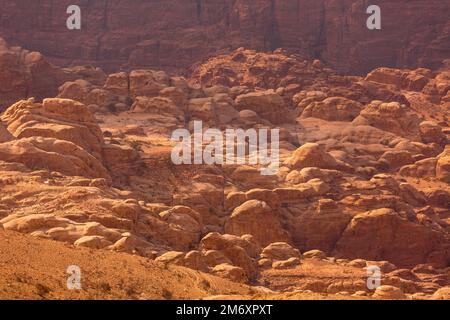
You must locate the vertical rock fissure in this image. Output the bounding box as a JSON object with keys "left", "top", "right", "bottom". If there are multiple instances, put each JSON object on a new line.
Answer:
{"left": 102, "top": 0, "right": 109, "bottom": 30}
{"left": 268, "top": 0, "right": 281, "bottom": 51}
{"left": 196, "top": 0, "right": 202, "bottom": 24}
{"left": 313, "top": 0, "right": 327, "bottom": 60}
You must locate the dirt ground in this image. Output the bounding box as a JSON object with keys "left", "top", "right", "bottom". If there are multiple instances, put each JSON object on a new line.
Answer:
{"left": 0, "top": 229, "right": 258, "bottom": 300}
{"left": 0, "top": 229, "right": 378, "bottom": 300}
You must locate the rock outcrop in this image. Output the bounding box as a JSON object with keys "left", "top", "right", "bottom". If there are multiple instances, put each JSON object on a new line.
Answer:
{"left": 335, "top": 208, "right": 448, "bottom": 267}
{"left": 0, "top": 39, "right": 69, "bottom": 110}
{"left": 0, "top": 41, "right": 449, "bottom": 300}
{"left": 0, "top": 0, "right": 448, "bottom": 74}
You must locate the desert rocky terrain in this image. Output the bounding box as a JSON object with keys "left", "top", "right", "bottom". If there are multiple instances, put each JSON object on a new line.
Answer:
{"left": 0, "top": 32, "right": 449, "bottom": 300}
{"left": 0, "top": 0, "right": 448, "bottom": 74}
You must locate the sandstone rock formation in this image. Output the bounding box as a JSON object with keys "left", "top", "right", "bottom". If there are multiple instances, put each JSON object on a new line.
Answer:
{"left": 335, "top": 208, "right": 448, "bottom": 267}
{"left": 0, "top": 41, "right": 449, "bottom": 300}
{"left": 225, "top": 200, "right": 291, "bottom": 247}
{"left": 0, "top": 1, "right": 448, "bottom": 75}
{"left": 0, "top": 99, "right": 110, "bottom": 179}
{"left": 0, "top": 38, "right": 68, "bottom": 110}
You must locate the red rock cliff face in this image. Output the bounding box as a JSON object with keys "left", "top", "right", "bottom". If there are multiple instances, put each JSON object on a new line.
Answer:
{"left": 0, "top": 0, "right": 448, "bottom": 74}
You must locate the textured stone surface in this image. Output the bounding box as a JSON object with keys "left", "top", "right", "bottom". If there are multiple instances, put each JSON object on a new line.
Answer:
{"left": 0, "top": 33, "right": 448, "bottom": 299}
{"left": 0, "top": 0, "right": 448, "bottom": 74}
{"left": 0, "top": 39, "right": 68, "bottom": 110}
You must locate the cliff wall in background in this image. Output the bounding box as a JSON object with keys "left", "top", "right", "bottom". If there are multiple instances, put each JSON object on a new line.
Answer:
{"left": 0, "top": 0, "right": 448, "bottom": 74}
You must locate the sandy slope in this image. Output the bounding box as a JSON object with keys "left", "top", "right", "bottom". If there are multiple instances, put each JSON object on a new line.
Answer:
{"left": 0, "top": 230, "right": 373, "bottom": 300}
{"left": 0, "top": 230, "right": 256, "bottom": 300}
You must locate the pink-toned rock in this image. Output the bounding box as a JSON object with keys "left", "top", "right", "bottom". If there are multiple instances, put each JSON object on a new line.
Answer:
{"left": 225, "top": 200, "right": 291, "bottom": 247}
{"left": 301, "top": 97, "right": 363, "bottom": 121}
{"left": 436, "top": 149, "right": 450, "bottom": 183}
{"left": 235, "top": 90, "right": 294, "bottom": 124}
{"left": 335, "top": 208, "right": 447, "bottom": 267}
{"left": 212, "top": 264, "right": 248, "bottom": 283}
{"left": 285, "top": 143, "right": 338, "bottom": 170}
{"left": 353, "top": 101, "right": 422, "bottom": 141}
{"left": 261, "top": 242, "right": 301, "bottom": 261}
{"left": 1, "top": 98, "right": 104, "bottom": 159}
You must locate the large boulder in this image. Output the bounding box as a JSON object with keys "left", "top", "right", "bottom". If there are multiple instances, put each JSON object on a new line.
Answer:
{"left": 212, "top": 263, "right": 248, "bottom": 283}
{"left": 200, "top": 232, "right": 259, "bottom": 280}
{"left": 293, "top": 91, "right": 327, "bottom": 111}
{"left": 224, "top": 200, "right": 291, "bottom": 247}
{"left": 372, "top": 285, "right": 407, "bottom": 300}
{"left": 335, "top": 208, "right": 447, "bottom": 267}
{"left": 103, "top": 72, "right": 130, "bottom": 96}
{"left": 400, "top": 158, "right": 437, "bottom": 179}
{"left": 200, "top": 232, "right": 260, "bottom": 259}
{"left": 235, "top": 90, "right": 294, "bottom": 124}
{"left": 0, "top": 98, "right": 111, "bottom": 179}
{"left": 138, "top": 206, "right": 203, "bottom": 251}
{"left": 419, "top": 121, "right": 446, "bottom": 145}
{"left": 301, "top": 97, "right": 363, "bottom": 121}
{"left": 130, "top": 96, "right": 184, "bottom": 132}
{"left": 353, "top": 101, "right": 422, "bottom": 141}
{"left": 1, "top": 98, "right": 104, "bottom": 159}
{"left": 287, "top": 200, "right": 353, "bottom": 253}
{"left": 129, "top": 69, "right": 169, "bottom": 98}
{"left": 260, "top": 242, "right": 301, "bottom": 261}
{"left": 380, "top": 150, "right": 415, "bottom": 169}
{"left": 159, "top": 206, "right": 203, "bottom": 236}
{"left": 0, "top": 39, "right": 67, "bottom": 110}
{"left": 0, "top": 136, "right": 109, "bottom": 179}
{"left": 436, "top": 148, "right": 450, "bottom": 183}
{"left": 365, "top": 67, "right": 430, "bottom": 92}
{"left": 285, "top": 143, "right": 338, "bottom": 170}
{"left": 58, "top": 79, "right": 115, "bottom": 110}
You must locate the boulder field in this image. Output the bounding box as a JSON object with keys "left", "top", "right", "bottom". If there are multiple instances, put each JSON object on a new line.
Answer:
{"left": 0, "top": 40, "right": 449, "bottom": 299}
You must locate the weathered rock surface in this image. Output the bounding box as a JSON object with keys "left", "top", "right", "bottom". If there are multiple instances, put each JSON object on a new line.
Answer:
{"left": 225, "top": 200, "right": 291, "bottom": 247}
{"left": 0, "top": 40, "right": 449, "bottom": 299}
{"left": 335, "top": 209, "right": 448, "bottom": 267}
{"left": 0, "top": 1, "right": 448, "bottom": 75}
{"left": 0, "top": 38, "right": 69, "bottom": 110}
